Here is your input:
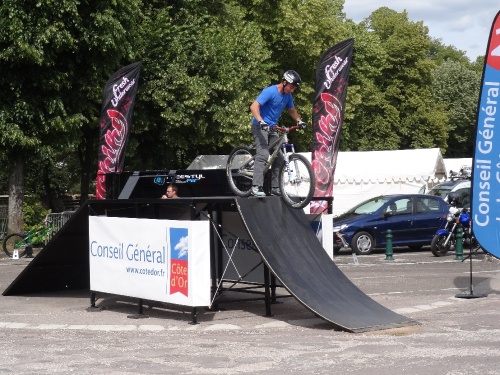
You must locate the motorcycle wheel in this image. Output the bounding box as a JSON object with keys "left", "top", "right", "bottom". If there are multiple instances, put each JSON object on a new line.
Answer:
{"left": 431, "top": 234, "right": 453, "bottom": 257}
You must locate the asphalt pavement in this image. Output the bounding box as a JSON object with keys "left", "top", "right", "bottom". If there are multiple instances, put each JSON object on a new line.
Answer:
{"left": 1, "top": 247, "right": 500, "bottom": 374}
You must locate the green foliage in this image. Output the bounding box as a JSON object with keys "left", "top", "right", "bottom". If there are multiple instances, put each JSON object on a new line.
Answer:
{"left": 340, "top": 7, "right": 451, "bottom": 153}
{"left": 237, "top": 0, "right": 345, "bottom": 151}
{"left": 130, "top": 0, "right": 272, "bottom": 169}
{"left": 432, "top": 60, "right": 481, "bottom": 157}
{"left": 340, "top": 19, "right": 399, "bottom": 150}
{"left": 428, "top": 37, "right": 470, "bottom": 65}
{"left": 0, "top": 0, "right": 81, "bottom": 155}
{"left": 22, "top": 196, "right": 50, "bottom": 232}
{"left": 0, "top": 0, "right": 486, "bottom": 215}
{"left": 0, "top": 0, "right": 144, "bottom": 204}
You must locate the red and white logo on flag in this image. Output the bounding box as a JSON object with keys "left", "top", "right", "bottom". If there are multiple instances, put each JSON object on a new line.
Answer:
{"left": 487, "top": 16, "right": 500, "bottom": 70}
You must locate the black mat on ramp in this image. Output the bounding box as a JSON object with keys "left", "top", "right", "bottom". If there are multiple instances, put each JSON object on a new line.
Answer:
{"left": 235, "top": 196, "right": 418, "bottom": 333}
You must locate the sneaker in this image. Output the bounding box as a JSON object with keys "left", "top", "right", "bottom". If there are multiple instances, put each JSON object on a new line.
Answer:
{"left": 271, "top": 187, "right": 281, "bottom": 196}
{"left": 251, "top": 186, "right": 266, "bottom": 197}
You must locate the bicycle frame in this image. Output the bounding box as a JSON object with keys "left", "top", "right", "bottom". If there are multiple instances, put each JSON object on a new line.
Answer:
{"left": 23, "top": 225, "right": 54, "bottom": 246}
{"left": 263, "top": 125, "right": 299, "bottom": 174}
{"left": 3, "top": 216, "right": 61, "bottom": 257}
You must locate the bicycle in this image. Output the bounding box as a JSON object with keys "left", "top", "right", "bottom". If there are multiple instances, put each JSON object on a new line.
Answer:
{"left": 226, "top": 125, "right": 315, "bottom": 209}
{"left": 2, "top": 217, "right": 54, "bottom": 257}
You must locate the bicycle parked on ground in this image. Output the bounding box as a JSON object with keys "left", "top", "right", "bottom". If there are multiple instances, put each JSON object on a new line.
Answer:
{"left": 2, "top": 217, "right": 54, "bottom": 257}
{"left": 226, "top": 125, "right": 315, "bottom": 209}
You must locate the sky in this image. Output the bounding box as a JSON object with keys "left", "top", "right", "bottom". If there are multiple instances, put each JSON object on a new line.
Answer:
{"left": 343, "top": 0, "right": 500, "bottom": 61}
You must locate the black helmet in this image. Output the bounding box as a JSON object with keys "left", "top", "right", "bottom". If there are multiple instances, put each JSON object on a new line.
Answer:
{"left": 283, "top": 70, "right": 302, "bottom": 87}
{"left": 447, "top": 192, "right": 460, "bottom": 206}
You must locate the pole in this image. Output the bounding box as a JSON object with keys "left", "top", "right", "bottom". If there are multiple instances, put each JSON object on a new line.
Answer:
{"left": 455, "top": 238, "right": 486, "bottom": 299}
{"left": 385, "top": 229, "right": 394, "bottom": 261}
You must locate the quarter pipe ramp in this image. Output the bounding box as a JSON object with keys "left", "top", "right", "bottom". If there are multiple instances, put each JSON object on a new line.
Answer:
{"left": 235, "top": 196, "right": 417, "bottom": 333}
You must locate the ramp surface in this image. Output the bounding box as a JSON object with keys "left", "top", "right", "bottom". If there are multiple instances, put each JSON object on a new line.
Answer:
{"left": 235, "top": 197, "right": 417, "bottom": 333}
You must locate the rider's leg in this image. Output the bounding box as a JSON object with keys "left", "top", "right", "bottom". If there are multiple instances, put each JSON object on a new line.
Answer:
{"left": 269, "top": 131, "right": 284, "bottom": 194}
{"left": 251, "top": 125, "right": 270, "bottom": 190}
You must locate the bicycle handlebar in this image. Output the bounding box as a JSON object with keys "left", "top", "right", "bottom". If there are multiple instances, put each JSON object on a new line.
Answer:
{"left": 271, "top": 125, "right": 301, "bottom": 133}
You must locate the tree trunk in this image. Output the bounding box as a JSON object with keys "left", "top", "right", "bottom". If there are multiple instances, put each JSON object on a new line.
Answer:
{"left": 7, "top": 153, "right": 24, "bottom": 234}
{"left": 42, "top": 163, "right": 55, "bottom": 211}
{"left": 78, "top": 124, "right": 97, "bottom": 203}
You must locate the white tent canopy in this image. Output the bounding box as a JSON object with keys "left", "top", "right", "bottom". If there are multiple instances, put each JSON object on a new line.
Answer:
{"left": 298, "top": 148, "right": 446, "bottom": 215}
{"left": 324, "top": 148, "right": 446, "bottom": 215}
{"left": 333, "top": 148, "right": 445, "bottom": 183}
{"left": 443, "top": 158, "right": 472, "bottom": 177}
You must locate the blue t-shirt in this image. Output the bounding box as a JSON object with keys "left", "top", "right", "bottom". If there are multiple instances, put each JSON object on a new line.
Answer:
{"left": 252, "top": 85, "right": 294, "bottom": 126}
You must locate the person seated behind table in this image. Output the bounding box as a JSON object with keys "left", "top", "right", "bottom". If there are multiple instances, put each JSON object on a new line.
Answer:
{"left": 161, "top": 184, "right": 179, "bottom": 199}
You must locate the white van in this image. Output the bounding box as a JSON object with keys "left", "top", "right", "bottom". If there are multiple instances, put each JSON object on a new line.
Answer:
{"left": 427, "top": 179, "right": 471, "bottom": 208}
{"left": 427, "top": 164, "right": 471, "bottom": 207}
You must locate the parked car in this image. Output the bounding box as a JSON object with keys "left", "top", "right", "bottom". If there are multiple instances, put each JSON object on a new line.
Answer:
{"left": 333, "top": 194, "right": 449, "bottom": 255}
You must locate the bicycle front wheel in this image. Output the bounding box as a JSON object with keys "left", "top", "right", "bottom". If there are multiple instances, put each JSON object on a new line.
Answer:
{"left": 3, "top": 233, "right": 29, "bottom": 258}
{"left": 279, "top": 154, "right": 315, "bottom": 209}
{"left": 226, "top": 146, "right": 255, "bottom": 197}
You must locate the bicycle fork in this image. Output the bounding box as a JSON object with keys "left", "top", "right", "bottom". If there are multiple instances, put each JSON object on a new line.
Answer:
{"left": 282, "top": 143, "right": 301, "bottom": 183}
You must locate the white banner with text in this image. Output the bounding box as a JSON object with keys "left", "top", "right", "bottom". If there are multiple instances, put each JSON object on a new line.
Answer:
{"left": 89, "top": 216, "right": 210, "bottom": 307}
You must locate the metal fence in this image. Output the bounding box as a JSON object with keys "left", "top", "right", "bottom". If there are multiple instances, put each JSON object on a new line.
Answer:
{"left": 0, "top": 206, "right": 7, "bottom": 240}
{"left": 0, "top": 218, "right": 6, "bottom": 241}
{"left": 45, "top": 211, "right": 76, "bottom": 242}
{"left": 0, "top": 208, "right": 75, "bottom": 244}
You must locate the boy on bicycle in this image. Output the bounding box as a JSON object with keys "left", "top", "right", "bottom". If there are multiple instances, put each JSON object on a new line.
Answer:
{"left": 249, "top": 70, "right": 307, "bottom": 197}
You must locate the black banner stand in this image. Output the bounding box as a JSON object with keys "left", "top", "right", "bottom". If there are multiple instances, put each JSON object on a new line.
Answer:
{"left": 455, "top": 242, "right": 487, "bottom": 299}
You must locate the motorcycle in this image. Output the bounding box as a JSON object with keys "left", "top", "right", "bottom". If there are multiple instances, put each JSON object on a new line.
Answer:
{"left": 431, "top": 205, "right": 478, "bottom": 257}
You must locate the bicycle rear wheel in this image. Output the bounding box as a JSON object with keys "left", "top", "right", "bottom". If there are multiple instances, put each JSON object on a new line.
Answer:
{"left": 3, "top": 233, "right": 28, "bottom": 258}
{"left": 226, "top": 146, "right": 255, "bottom": 197}
{"left": 279, "top": 154, "right": 315, "bottom": 209}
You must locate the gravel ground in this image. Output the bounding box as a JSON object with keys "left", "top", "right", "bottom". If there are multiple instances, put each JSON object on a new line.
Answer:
{"left": 1, "top": 249, "right": 500, "bottom": 374}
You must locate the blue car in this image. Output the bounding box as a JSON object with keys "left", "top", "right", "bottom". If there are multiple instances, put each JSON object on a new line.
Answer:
{"left": 333, "top": 194, "right": 449, "bottom": 255}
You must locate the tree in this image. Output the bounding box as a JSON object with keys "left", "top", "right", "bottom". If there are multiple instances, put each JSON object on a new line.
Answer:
{"left": 432, "top": 60, "right": 481, "bottom": 157}
{"left": 0, "top": 0, "right": 142, "bottom": 231}
{"left": 339, "top": 19, "right": 400, "bottom": 151}
{"left": 236, "top": 0, "right": 345, "bottom": 151}
{"left": 0, "top": 0, "right": 78, "bottom": 231}
{"left": 428, "top": 37, "right": 470, "bottom": 66}
{"left": 0, "top": 1, "right": 485, "bottom": 223}
{"left": 346, "top": 7, "right": 449, "bottom": 151}
{"left": 129, "top": 0, "right": 272, "bottom": 170}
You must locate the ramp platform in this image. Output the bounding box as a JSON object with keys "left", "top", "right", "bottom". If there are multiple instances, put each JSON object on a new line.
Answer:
{"left": 3, "top": 196, "right": 416, "bottom": 332}
{"left": 235, "top": 196, "right": 417, "bottom": 333}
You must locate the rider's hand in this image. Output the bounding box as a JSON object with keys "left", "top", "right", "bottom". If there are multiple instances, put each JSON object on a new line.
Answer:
{"left": 259, "top": 120, "right": 269, "bottom": 131}
{"left": 297, "top": 120, "right": 307, "bottom": 129}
